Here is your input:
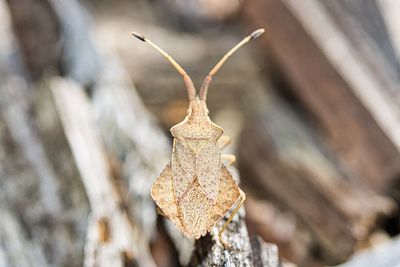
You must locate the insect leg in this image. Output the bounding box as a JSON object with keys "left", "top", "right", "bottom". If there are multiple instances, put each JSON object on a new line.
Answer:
{"left": 157, "top": 207, "right": 166, "bottom": 217}
{"left": 218, "top": 188, "right": 246, "bottom": 248}
{"left": 219, "top": 135, "right": 231, "bottom": 149}
{"left": 221, "top": 154, "right": 236, "bottom": 166}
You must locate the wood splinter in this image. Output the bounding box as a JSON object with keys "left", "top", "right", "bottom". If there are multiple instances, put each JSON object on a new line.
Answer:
{"left": 131, "top": 28, "right": 265, "bottom": 247}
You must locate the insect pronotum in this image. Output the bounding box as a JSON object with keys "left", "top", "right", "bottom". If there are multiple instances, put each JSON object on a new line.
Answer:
{"left": 132, "top": 28, "right": 265, "bottom": 246}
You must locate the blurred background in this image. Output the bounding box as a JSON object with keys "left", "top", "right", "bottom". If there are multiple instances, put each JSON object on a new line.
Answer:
{"left": 1, "top": 0, "right": 400, "bottom": 267}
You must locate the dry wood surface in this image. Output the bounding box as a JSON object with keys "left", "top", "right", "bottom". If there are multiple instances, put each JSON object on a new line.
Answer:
{"left": 1, "top": 0, "right": 400, "bottom": 266}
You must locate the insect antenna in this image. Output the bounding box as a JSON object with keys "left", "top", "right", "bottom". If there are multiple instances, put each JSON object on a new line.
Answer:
{"left": 131, "top": 32, "right": 196, "bottom": 100}
{"left": 199, "top": 28, "right": 265, "bottom": 101}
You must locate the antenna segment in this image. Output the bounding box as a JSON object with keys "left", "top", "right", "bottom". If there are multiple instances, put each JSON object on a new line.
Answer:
{"left": 132, "top": 32, "right": 197, "bottom": 100}
{"left": 199, "top": 28, "right": 265, "bottom": 101}
{"left": 132, "top": 28, "right": 265, "bottom": 102}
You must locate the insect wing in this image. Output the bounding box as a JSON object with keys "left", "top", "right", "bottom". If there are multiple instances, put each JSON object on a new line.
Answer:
{"left": 176, "top": 165, "right": 240, "bottom": 238}
{"left": 196, "top": 141, "right": 221, "bottom": 201}
{"left": 172, "top": 139, "right": 195, "bottom": 200}
{"left": 151, "top": 163, "right": 184, "bottom": 233}
{"left": 151, "top": 164, "right": 241, "bottom": 239}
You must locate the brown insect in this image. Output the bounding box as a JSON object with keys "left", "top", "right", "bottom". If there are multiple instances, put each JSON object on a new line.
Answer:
{"left": 132, "top": 28, "right": 265, "bottom": 246}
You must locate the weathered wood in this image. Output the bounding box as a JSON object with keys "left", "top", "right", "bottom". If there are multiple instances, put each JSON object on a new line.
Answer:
{"left": 0, "top": 206, "right": 49, "bottom": 267}
{"left": 6, "top": 0, "right": 61, "bottom": 80}
{"left": 238, "top": 92, "right": 394, "bottom": 264}
{"left": 378, "top": 1, "right": 400, "bottom": 59}
{"left": 0, "top": 78, "right": 63, "bottom": 215}
{"left": 243, "top": 0, "right": 400, "bottom": 190}
{"left": 1, "top": 0, "right": 281, "bottom": 265}
{"left": 51, "top": 77, "right": 157, "bottom": 267}
{"left": 335, "top": 237, "right": 400, "bottom": 267}
{"left": 250, "top": 236, "right": 280, "bottom": 267}
{"left": 319, "top": 0, "right": 400, "bottom": 96}
{"left": 0, "top": 2, "right": 88, "bottom": 266}
{"left": 89, "top": 55, "right": 170, "bottom": 238}
{"left": 245, "top": 194, "right": 300, "bottom": 263}
{"left": 48, "top": 0, "right": 100, "bottom": 85}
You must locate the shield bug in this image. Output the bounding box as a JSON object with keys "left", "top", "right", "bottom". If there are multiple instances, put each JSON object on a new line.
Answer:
{"left": 131, "top": 28, "right": 265, "bottom": 246}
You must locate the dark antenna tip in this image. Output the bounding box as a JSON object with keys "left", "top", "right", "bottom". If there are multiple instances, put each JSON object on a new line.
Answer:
{"left": 131, "top": 32, "right": 146, "bottom": 42}
{"left": 250, "top": 28, "right": 265, "bottom": 40}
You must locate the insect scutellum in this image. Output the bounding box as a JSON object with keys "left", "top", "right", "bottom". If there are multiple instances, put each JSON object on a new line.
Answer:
{"left": 132, "top": 29, "right": 265, "bottom": 246}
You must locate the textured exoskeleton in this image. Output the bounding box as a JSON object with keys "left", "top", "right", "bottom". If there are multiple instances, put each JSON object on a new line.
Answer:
{"left": 132, "top": 28, "right": 265, "bottom": 245}
{"left": 171, "top": 100, "right": 223, "bottom": 203}
{"left": 152, "top": 98, "right": 241, "bottom": 239}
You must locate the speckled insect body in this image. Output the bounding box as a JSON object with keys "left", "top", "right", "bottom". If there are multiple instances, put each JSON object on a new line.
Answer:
{"left": 171, "top": 100, "right": 223, "bottom": 203}
{"left": 132, "top": 28, "right": 265, "bottom": 245}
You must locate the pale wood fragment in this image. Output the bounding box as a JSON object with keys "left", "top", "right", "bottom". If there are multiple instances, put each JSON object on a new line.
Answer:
{"left": 51, "top": 77, "right": 157, "bottom": 267}
{"left": 335, "top": 237, "right": 400, "bottom": 267}
{"left": 0, "top": 206, "right": 49, "bottom": 267}
{"left": 250, "top": 236, "right": 280, "bottom": 267}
